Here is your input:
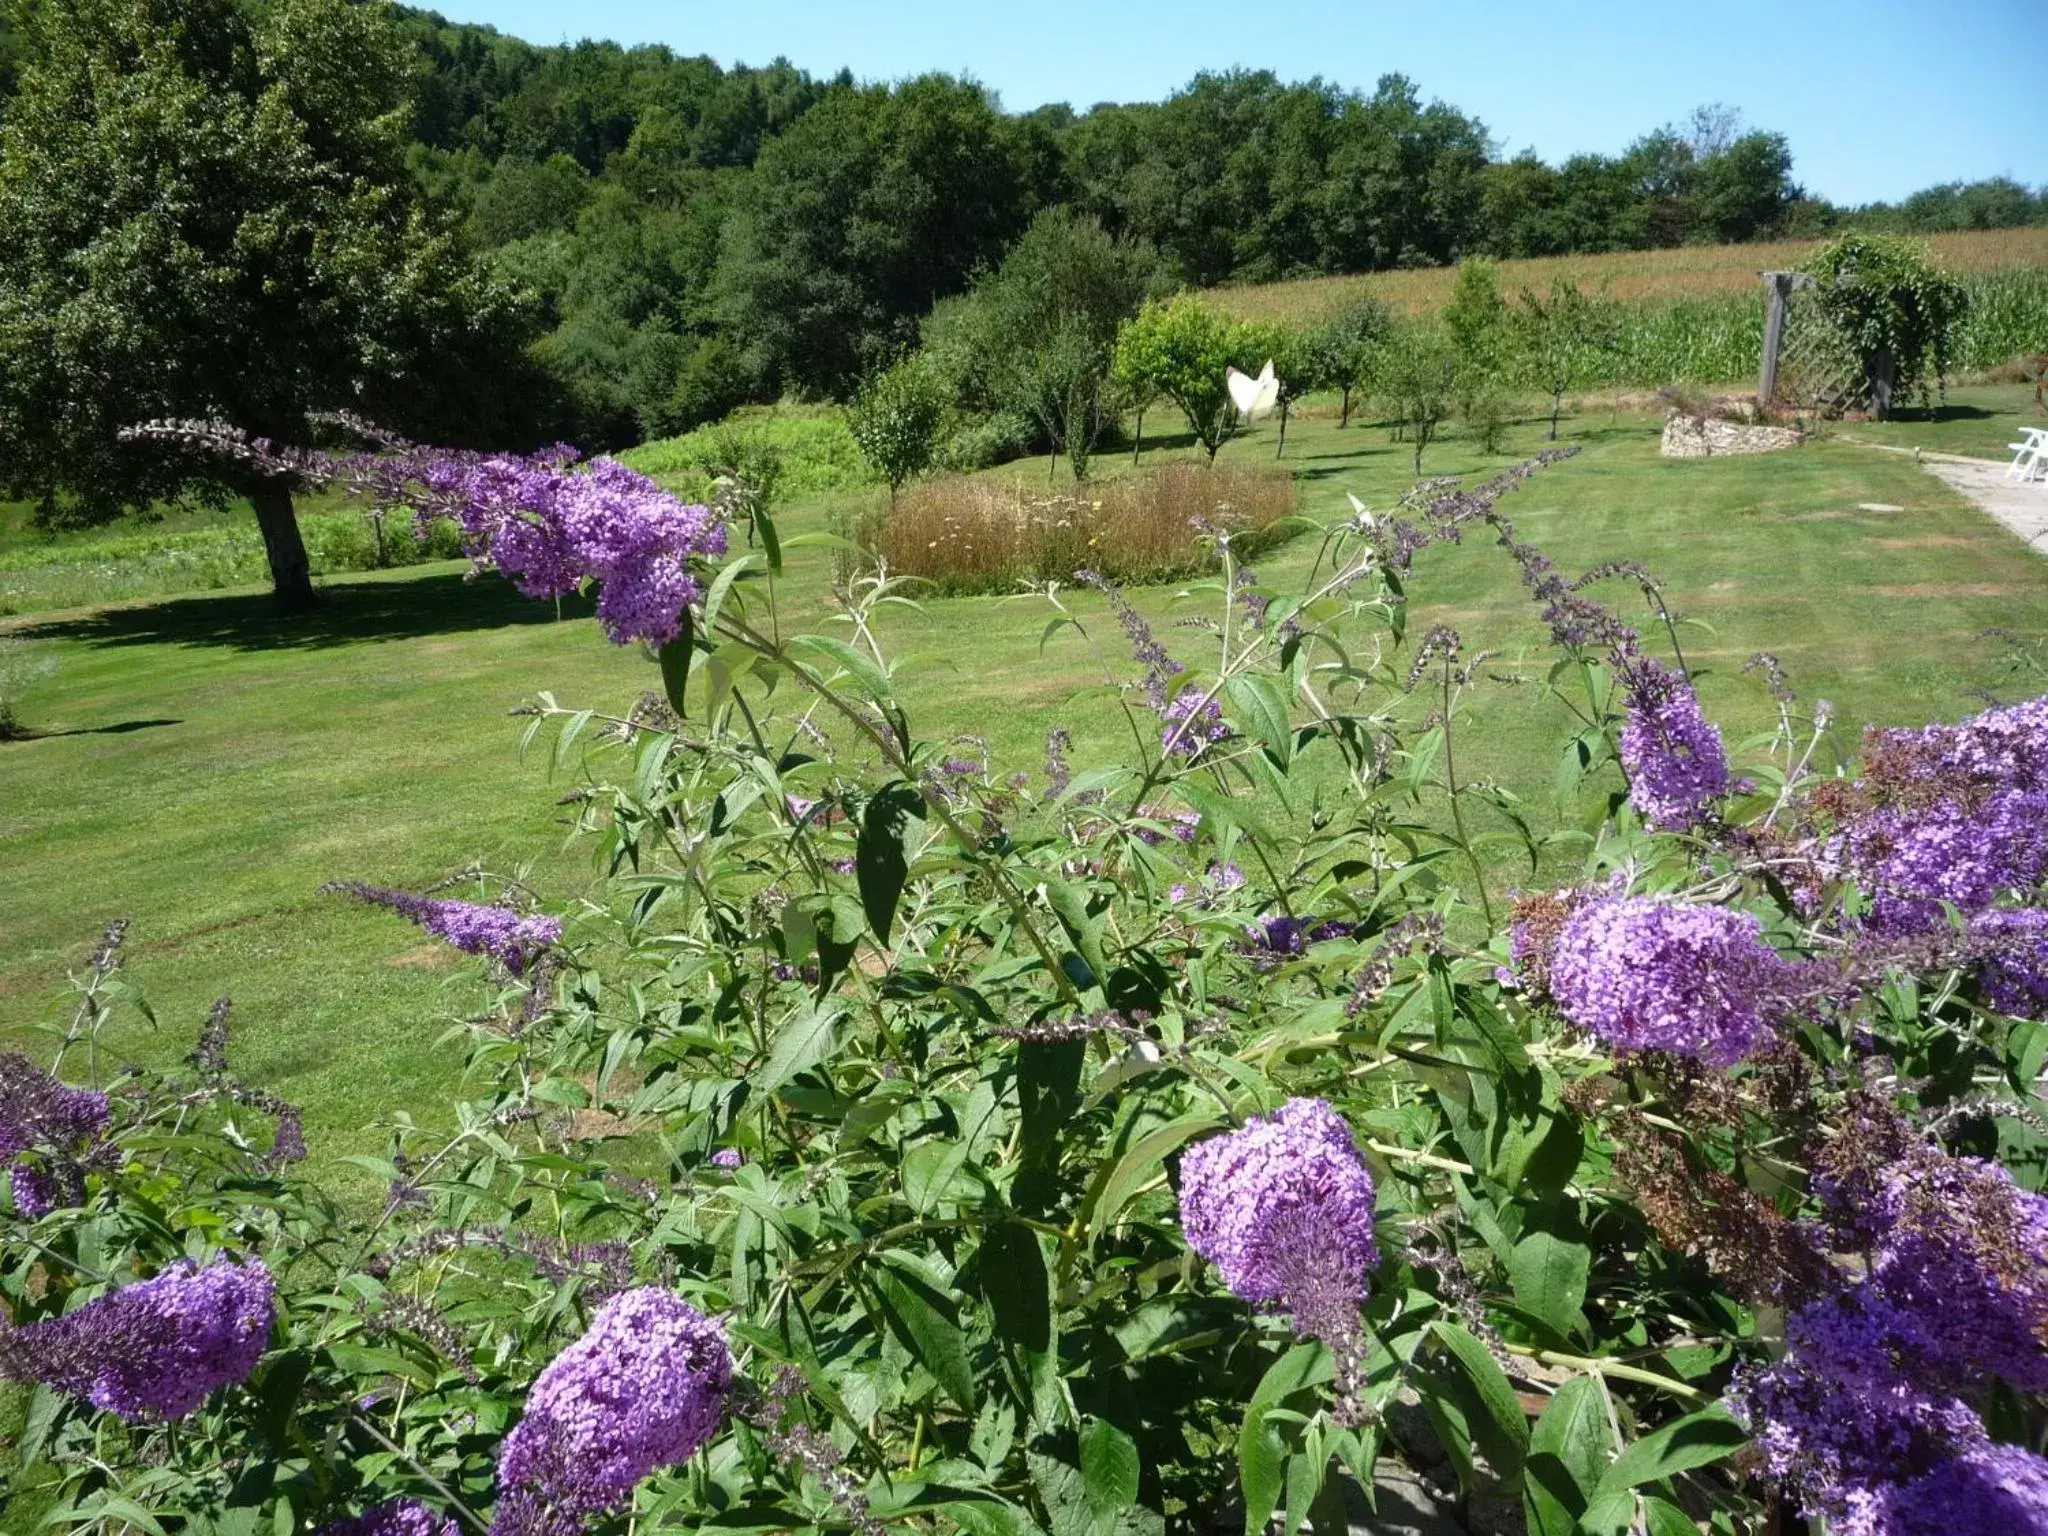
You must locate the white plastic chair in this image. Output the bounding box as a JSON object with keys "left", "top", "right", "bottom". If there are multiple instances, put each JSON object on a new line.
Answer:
{"left": 2008, "top": 427, "right": 2048, "bottom": 484}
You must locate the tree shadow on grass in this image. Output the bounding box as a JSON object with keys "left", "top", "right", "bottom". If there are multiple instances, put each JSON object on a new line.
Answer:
{"left": 1891, "top": 404, "right": 1997, "bottom": 423}
{"left": 9, "top": 718, "right": 183, "bottom": 741}
{"left": 19, "top": 570, "right": 595, "bottom": 655}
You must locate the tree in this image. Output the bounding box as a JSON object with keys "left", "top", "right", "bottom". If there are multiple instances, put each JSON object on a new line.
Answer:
{"left": 941, "top": 208, "right": 1156, "bottom": 480}
{"left": 1110, "top": 296, "right": 1247, "bottom": 464}
{"left": 1322, "top": 297, "right": 1393, "bottom": 427}
{"left": 1376, "top": 326, "right": 1457, "bottom": 475}
{"left": 848, "top": 355, "right": 943, "bottom": 506}
{"left": 714, "top": 75, "right": 1052, "bottom": 398}
{"left": 1512, "top": 279, "right": 1615, "bottom": 440}
{"left": 0, "top": 0, "right": 529, "bottom": 609}
{"left": 1691, "top": 131, "right": 1797, "bottom": 243}
{"left": 1442, "top": 258, "right": 1509, "bottom": 378}
{"left": 1245, "top": 322, "right": 1334, "bottom": 458}
{"left": 1801, "top": 233, "right": 1968, "bottom": 419}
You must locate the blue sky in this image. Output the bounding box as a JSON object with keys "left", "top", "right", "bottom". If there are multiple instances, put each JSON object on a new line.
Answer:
{"left": 436, "top": 0, "right": 2047, "bottom": 206}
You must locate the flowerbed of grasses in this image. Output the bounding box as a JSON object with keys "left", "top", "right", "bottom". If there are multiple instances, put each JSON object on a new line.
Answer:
{"left": 863, "top": 461, "right": 1297, "bottom": 594}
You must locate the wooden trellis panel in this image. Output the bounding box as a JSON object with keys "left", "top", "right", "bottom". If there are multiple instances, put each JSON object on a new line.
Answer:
{"left": 1759, "top": 271, "right": 1865, "bottom": 417}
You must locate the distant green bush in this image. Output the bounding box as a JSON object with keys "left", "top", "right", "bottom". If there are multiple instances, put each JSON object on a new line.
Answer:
{"left": 934, "top": 409, "right": 1039, "bottom": 473}
{"left": 617, "top": 406, "right": 875, "bottom": 500}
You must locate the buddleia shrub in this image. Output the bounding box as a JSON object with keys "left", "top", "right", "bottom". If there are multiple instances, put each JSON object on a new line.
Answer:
{"left": 11, "top": 426, "right": 2048, "bottom": 1536}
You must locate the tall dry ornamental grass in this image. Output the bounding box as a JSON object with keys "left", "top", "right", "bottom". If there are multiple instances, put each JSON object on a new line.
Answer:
{"left": 869, "top": 463, "right": 1296, "bottom": 593}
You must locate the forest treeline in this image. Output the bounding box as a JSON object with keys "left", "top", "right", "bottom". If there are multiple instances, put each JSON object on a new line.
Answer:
{"left": 1, "top": 2, "right": 2041, "bottom": 452}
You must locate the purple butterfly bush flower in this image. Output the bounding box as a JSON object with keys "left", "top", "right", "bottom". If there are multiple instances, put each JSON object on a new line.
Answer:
{"left": 1161, "top": 687, "right": 1229, "bottom": 760}
{"left": 1132, "top": 806, "right": 1201, "bottom": 846}
{"left": 1822, "top": 694, "right": 2048, "bottom": 936}
{"left": 1728, "top": 1291, "right": 1987, "bottom": 1525}
{"left": 1618, "top": 659, "right": 1728, "bottom": 831}
{"left": 1838, "top": 793, "right": 2048, "bottom": 936}
{"left": 1875, "top": 1443, "right": 2048, "bottom": 1536}
{"left": 1975, "top": 908, "right": 2048, "bottom": 1016}
{"left": 318, "top": 1502, "right": 459, "bottom": 1536}
{"left": 1853, "top": 1151, "right": 2048, "bottom": 1394}
{"left": 1, "top": 1053, "right": 110, "bottom": 1217}
{"left": 1169, "top": 861, "right": 1245, "bottom": 906}
{"left": 10, "top": 1164, "right": 54, "bottom": 1220}
{"left": 1548, "top": 897, "right": 1788, "bottom": 1065}
{"left": 418, "top": 452, "right": 726, "bottom": 648}
{"left": 0, "top": 1052, "right": 111, "bottom": 1159}
{"left": 0, "top": 1259, "right": 274, "bottom": 1419}
{"left": 1243, "top": 915, "right": 1356, "bottom": 963}
{"left": 1734, "top": 1133, "right": 2048, "bottom": 1530}
{"left": 333, "top": 885, "right": 562, "bottom": 977}
{"left": 1179, "top": 1098, "right": 1379, "bottom": 1346}
{"left": 493, "top": 1288, "right": 731, "bottom": 1534}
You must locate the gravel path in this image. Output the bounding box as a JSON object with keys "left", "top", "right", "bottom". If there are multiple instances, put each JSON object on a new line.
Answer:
{"left": 1913, "top": 451, "right": 2048, "bottom": 553}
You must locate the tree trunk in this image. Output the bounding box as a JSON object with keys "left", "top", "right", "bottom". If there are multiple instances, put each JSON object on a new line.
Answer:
{"left": 1276, "top": 400, "right": 1289, "bottom": 458}
{"left": 250, "top": 476, "right": 315, "bottom": 612}
{"left": 1340, "top": 386, "right": 1352, "bottom": 428}
{"left": 1868, "top": 348, "right": 1898, "bottom": 421}
{"left": 1549, "top": 388, "right": 1563, "bottom": 441}
{"left": 1131, "top": 407, "right": 1144, "bottom": 465}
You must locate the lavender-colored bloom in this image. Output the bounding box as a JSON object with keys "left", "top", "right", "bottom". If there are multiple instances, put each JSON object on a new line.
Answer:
{"left": 1857, "top": 1152, "right": 2048, "bottom": 1394}
{"left": 1875, "top": 1443, "right": 2048, "bottom": 1535}
{"left": 493, "top": 1289, "right": 731, "bottom": 1531}
{"left": 709, "top": 1149, "right": 743, "bottom": 1169}
{"left": 1728, "top": 1291, "right": 1987, "bottom": 1523}
{"left": 1179, "top": 1099, "right": 1379, "bottom": 1341}
{"left": 1975, "top": 908, "right": 2048, "bottom": 1016}
{"left": 1548, "top": 897, "right": 1786, "bottom": 1065}
{"left": 1840, "top": 792, "right": 2048, "bottom": 935}
{"left": 318, "top": 1501, "right": 459, "bottom": 1536}
{"left": 10, "top": 1164, "right": 53, "bottom": 1219}
{"left": 422, "top": 455, "right": 726, "bottom": 648}
{"left": 1161, "top": 688, "right": 1229, "bottom": 760}
{"left": 0, "top": 1260, "right": 274, "bottom": 1419}
{"left": 1076, "top": 569, "right": 1182, "bottom": 709}
{"left": 1244, "top": 916, "right": 1355, "bottom": 961}
{"left": 0, "top": 1052, "right": 111, "bottom": 1158}
{"left": 1132, "top": 806, "right": 1201, "bottom": 846}
{"left": 1169, "top": 861, "right": 1246, "bottom": 907}
{"left": 1619, "top": 660, "right": 1728, "bottom": 831}
{"left": 333, "top": 885, "right": 562, "bottom": 976}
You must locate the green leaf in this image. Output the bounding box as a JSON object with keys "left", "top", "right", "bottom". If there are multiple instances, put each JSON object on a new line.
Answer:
{"left": 752, "top": 1001, "right": 842, "bottom": 1098}
{"left": 1081, "top": 1114, "right": 1222, "bottom": 1247}
{"left": 1523, "top": 1377, "right": 1615, "bottom": 1536}
{"left": 1430, "top": 1321, "right": 1529, "bottom": 1479}
{"left": 1509, "top": 1227, "right": 1591, "bottom": 1341}
{"left": 658, "top": 611, "right": 695, "bottom": 717}
{"left": 857, "top": 782, "right": 925, "bottom": 943}
{"left": 1590, "top": 1406, "right": 1747, "bottom": 1498}
{"left": 1080, "top": 1418, "right": 1140, "bottom": 1516}
{"left": 979, "top": 1222, "right": 1053, "bottom": 1354}
{"left": 1226, "top": 674, "right": 1295, "bottom": 766}
{"left": 875, "top": 1264, "right": 977, "bottom": 1413}
{"left": 755, "top": 508, "right": 782, "bottom": 574}
{"left": 789, "top": 634, "right": 895, "bottom": 706}
{"left": 1239, "top": 1344, "right": 1331, "bottom": 1536}
{"left": 326, "top": 1341, "right": 438, "bottom": 1389}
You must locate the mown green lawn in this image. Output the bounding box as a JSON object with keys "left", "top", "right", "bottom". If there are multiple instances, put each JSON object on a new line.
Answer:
{"left": 5, "top": 387, "right": 2046, "bottom": 1182}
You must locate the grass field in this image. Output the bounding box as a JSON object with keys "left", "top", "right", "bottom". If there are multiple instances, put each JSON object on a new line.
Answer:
{"left": 1210, "top": 227, "right": 2048, "bottom": 323}
{"left": 5, "top": 386, "right": 2047, "bottom": 1184}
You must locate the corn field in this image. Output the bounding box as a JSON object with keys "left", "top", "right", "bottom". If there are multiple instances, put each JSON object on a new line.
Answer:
{"left": 1210, "top": 229, "right": 2048, "bottom": 386}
